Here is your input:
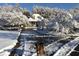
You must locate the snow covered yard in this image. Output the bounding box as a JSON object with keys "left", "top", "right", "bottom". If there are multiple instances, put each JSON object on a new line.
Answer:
{"left": 0, "top": 30, "right": 20, "bottom": 56}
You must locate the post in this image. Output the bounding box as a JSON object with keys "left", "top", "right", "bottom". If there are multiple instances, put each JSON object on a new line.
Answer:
{"left": 35, "top": 37, "right": 45, "bottom": 56}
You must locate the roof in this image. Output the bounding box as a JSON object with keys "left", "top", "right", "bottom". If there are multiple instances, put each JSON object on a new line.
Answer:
{"left": 28, "top": 14, "right": 44, "bottom": 22}
{"left": 32, "top": 14, "right": 44, "bottom": 19}
{"left": 28, "top": 17, "right": 41, "bottom": 22}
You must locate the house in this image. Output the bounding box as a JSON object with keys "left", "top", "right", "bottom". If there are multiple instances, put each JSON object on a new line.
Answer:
{"left": 28, "top": 14, "right": 44, "bottom": 28}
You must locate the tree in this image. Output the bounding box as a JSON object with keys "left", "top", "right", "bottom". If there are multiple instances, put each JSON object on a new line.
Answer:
{"left": 21, "top": 8, "right": 31, "bottom": 18}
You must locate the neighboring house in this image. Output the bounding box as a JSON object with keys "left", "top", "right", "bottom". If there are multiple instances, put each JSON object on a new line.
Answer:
{"left": 28, "top": 14, "right": 45, "bottom": 28}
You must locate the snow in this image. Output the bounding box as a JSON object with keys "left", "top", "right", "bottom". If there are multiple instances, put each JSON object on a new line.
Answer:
{"left": 66, "top": 12, "right": 73, "bottom": 19}
{"left": 54, "top": 37, "right": 79, "bottom": 56}
{"left": 22, "top": 41, "right": 36, "bottom": 56}
{"left": 0, "top": 30, "right": 20, "bottom": 56}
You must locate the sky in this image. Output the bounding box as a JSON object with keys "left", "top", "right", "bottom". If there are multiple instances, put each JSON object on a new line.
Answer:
{"left": 0, "top": 3, "right": 79, "bottom": 12}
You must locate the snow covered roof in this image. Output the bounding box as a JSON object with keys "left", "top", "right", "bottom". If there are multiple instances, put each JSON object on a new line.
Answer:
{"left": 28, "top": 14, "right": 44, "bottom": 22}
{"left": 32, "top": 14, "right": 44, "bottom": 19}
